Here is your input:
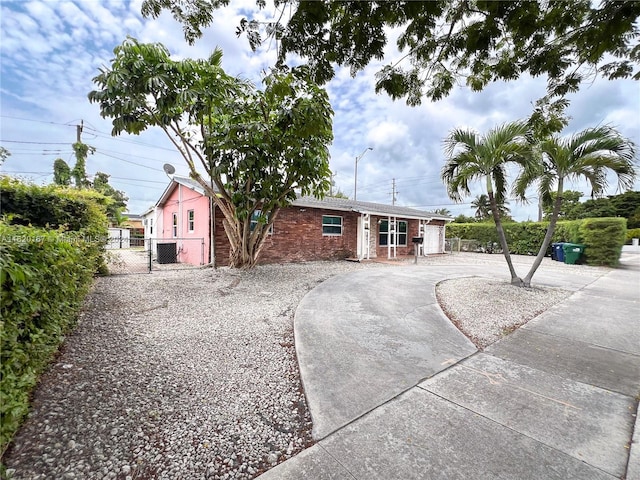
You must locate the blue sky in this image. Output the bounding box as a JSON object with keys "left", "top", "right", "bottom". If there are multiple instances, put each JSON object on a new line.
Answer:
{"left": 1, "top": 0, "right": 639, "bottom": 220}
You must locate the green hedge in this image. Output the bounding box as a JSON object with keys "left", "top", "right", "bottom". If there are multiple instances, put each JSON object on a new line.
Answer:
{"left": 626, "top": 228, "right": 640, "bottom": 244}
{"left": 0, "top": 178, "right": 109, "bottom": 456}
{"left": 447, "top": 218, "right": 625, "bottom": 265}
{"left": 579, "top": 217, "right": 627, "bottom": 266}
{"left": 0, "top": 176, "right": 109, "bottom": 273}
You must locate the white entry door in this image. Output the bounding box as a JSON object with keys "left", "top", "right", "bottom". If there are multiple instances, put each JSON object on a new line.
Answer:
{"left": 423, "top": 225, "right": 443, "bottom": 254}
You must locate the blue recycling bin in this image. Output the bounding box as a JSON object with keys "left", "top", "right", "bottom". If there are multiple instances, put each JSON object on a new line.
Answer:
{"left": 552, "top": 242, "right": 565, "bottom": 262}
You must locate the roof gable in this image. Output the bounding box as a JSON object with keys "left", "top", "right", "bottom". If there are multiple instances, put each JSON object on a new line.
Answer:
{"left": 156, "top": 175, "right": 207, "bottom": 207}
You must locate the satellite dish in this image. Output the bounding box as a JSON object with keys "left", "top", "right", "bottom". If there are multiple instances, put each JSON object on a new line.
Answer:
{"left": 163, "top": 163, "right": 176, "bottom": 175}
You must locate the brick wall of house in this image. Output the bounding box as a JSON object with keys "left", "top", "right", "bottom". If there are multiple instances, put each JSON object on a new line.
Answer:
{"left": 213, "top": 205, "right": 359, "bottom": 266}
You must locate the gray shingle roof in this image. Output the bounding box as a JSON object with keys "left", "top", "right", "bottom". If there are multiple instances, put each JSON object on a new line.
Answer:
{"left": 293, "top": 195, "right": 452, "bottom": 221}
{"left": 155, "top": 176, "right": 451, "bottom": 221}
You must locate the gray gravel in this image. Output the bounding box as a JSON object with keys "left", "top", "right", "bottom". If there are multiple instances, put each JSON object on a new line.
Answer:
{"left": 2, "top": 261, "right": 382, "bottom": 480}
{"left": 436, "top": 277, "right": 571, "bottom": 348}
{"left": 431, "top": 252, "right": 609, "bottom": 348}
{"left": 2, "top": 253, "right": 608, "bottom": 479}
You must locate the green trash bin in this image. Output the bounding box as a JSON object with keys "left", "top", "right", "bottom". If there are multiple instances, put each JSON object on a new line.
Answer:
{"left": 562, "top": 243, "right": 585, "bottom": 265}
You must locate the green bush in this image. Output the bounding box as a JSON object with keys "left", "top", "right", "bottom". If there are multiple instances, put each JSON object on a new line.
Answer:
{"left": 0, "top": 178, "right": 109, "bottom": 456}
{"left": 447, "top": 218, "right": 626, "bottom": 265}
{"left": 0, "top": 176, "right": 109, "bottom": 273}
{"left": 626, "top": 228, "right": 640, "bottom": 244}
{"left": 579, "top": 217, "right": 627, "bottom": 266}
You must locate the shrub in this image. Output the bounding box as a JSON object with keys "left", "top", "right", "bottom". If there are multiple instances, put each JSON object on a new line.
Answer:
{"left": 0, "top": 178, "right": 109, "bottom": 456}
{"left": 0, "top": 176, "right": 109, "bottom": 272}
{"left": 447, "top": 218, "right": 625, "bottom": 264}
{"left": 626, "top": 228, "right": 640, "bottom": 244}
{"left": 579, "top": 217, "right": 627, "bottom": 266}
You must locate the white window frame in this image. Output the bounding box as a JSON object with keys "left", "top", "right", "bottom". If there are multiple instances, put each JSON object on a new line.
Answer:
{"left": 172, "top": 212, "right": 178, "bottom": 238}
{"left": 322, "top": 215, "right": 343, "bottom": 236}
{"left": 187, "top": 209, "right": 195, "bottom": 232}
{"left": 379, "top": 219, "right": 408, "bottom": 246}
{"left": 397, "top": 220, "right": 408, "bottom": 246}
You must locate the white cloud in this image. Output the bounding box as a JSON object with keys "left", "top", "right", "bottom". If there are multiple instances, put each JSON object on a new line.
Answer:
{"left": 1, "top": 0, "right": 638, "bottom": 217}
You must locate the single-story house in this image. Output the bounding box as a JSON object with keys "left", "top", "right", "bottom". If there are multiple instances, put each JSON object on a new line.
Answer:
{"left": 141, "top": 205, "right": 162, "bottom": 240}
{"left": 152, "top": 175, "right": 452, "bottom": 266}
{"left": 122, "top": 213, "right": 143, "bottom": 229}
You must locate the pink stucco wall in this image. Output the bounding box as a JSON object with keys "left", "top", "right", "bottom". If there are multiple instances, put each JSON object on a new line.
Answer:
{"left": 160, "top": 183, "right": 210, "bottom": 265}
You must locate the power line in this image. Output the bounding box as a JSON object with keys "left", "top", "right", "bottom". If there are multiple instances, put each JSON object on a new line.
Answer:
{"left": 0, "top": 115, "right": 78, "bottom": 127}
{"left": 0, "top": 116, "right": 177, "bottom": 152}
{"left": 1, "top": 139, "right": 71, "bottom": 145}
{"left": 109, "top": 176, "right": 167, "bottom": 184}
{"left": 84, "top": 127, "right": 177, "bottom": 152}
{"left": 94, "top": 151, "right": 161, "bottom": 171}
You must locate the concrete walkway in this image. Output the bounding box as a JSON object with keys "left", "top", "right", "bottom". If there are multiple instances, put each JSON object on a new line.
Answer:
{"left": 259, "top": 254, "right": 640, "bottom": 479}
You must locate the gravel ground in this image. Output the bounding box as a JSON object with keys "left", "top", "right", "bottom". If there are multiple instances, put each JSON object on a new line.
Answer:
{"left": 436, "top": 277, "right": 571, "bottom": 348}
{"left": 2, "top": 253, "right": 610, "bottom": 479}
{"left": 2, "top": 261, "right": 383, "bottom": 480}
{"left": 431, "top": 252, "right": 609, "bottom": 348}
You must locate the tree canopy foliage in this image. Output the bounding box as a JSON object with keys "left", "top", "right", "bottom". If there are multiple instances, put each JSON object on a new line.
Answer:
{"left": 89, "top": 37, "right": 333, "bottom": 268}
{"left": 543, "top": 189, "right": 640, "bottom": 228}
{"left": 141, "top": 0, "right": 640, "bottom": 105}
{"left": 53, "top": 158, "right": 72, "bottom": 187}
{"left": 0, "top": 147, "right": 10, "bottom": 165}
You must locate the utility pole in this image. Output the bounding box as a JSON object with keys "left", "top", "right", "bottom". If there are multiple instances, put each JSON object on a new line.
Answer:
{"left": 354, "top": 147, "right": 373, "bottom": 201}
{"left": 389, "top": 178, "right": 398, "bottom": 205}
{"left": 329, "top": 171, "right": 336, "bottom": 196}
{"left": 76, "top": 120, "right": 83, "bottom": 143}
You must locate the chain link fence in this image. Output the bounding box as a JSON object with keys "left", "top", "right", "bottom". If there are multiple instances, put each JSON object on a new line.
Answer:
{"left": 105, "top": 237, "right": 206, "bottom": 274}
{"left": 445, "top": 238, "right": 503, "bottom": 254}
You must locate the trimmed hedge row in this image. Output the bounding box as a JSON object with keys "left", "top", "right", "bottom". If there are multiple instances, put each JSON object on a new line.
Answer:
{"left": 579, "top": 218, "right": 627, "bottom": 266}
{"left": 626, "top": 228, "right": 640, "bottom": 244}
{"left": 0, "top": 178, "right": 109, "bottom": 456}
{"left": 447, "top": 217, "right": 627, "bottom": 266}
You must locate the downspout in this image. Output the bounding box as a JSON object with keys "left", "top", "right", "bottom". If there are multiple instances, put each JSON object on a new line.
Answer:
{"left": 178, "top": 183, "right": 183, "bottom": 238}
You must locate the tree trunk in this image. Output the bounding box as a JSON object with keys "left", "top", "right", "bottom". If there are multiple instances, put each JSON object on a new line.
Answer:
{"left": 487, "top": 189, "right": 523, "bottom": 286}
{"left": 522, "top": 180, "right": 564, "bottom": 287}
{"left": 218, "top": 199, "right": 277, "bottom": 269}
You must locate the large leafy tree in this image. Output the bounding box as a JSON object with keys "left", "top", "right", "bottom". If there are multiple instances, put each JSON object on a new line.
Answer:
{"left": 442, "top": 121, "right": 532, "bottom": 286}
{"left": 541, "top": 190, "right": 583, "bottom": 220}
{"left": 53, "top": 158, "right": 72, "bottom": 186}
{"left": 515, "top": 126, "right": 637, "bottom": 286}
{"left": 93, "top": 172, "right": 129, "bottom": 224}
{"left": 609, "top": 190, "right": 640, "bottom": 227}
{"left": 141, "top": 0, "right": 640, "bottom": 105}
{"left": 89, "top": 38, "right": 333, "bottom": 268}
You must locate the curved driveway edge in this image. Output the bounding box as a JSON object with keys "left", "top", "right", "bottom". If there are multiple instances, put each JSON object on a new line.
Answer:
{"left": 259, "top": 256, "right": 640, "bottom": 479}
{"left": 293, "top": 266, "right": 477, "bottom": 440}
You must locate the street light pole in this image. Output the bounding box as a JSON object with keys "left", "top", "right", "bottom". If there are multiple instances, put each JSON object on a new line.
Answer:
{"left": 354, "top": 147, "right": 373, "bottom": 201}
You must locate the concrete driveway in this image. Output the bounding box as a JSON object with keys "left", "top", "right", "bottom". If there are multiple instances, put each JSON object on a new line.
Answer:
{"left": 259, "top": 253, "right": 640, "bottom": 479}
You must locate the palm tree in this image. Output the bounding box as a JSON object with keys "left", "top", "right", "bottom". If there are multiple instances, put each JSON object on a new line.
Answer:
{"left": 433, "top": 207, "right": 451, "bottom": 216}
{"left": 515, "top": 125, "right": 636, "bottom": 286}
{"left": 471, "top": 194, "right": 491, "bottom": 220}
{"left": 442, "top": 121, "right": 533, "bottom": 285}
